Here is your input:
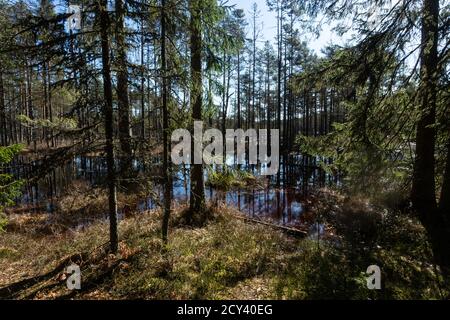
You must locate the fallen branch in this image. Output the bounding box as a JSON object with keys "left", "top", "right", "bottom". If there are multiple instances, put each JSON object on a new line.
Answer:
{"left": 233, "top": 214, "right": 307, "bottom": 238}
{"left": 0, "top": 252, "right": 87, "bottom": 299}
{"left": 55, "top": 254, "right": 138, "bottom": 300}
{"left": 21, "top": 278, "right": 64, "bottom": 300}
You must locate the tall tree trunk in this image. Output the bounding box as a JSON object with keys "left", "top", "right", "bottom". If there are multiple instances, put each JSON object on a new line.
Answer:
{"left": 265, "top": 51, "right": 271, "bottom": 157}
{"left": 25, "top": 62, "right": 35, "bottom": 149}
{"left": 42, "top": 62, "right": 49, "bottom": 146}
{"left": 412, "top": 0, "right": 438, "bottom": 217}
{"left": 188, "top": 0, "right": 206, "bottom": 221}
{"left": 440, "top": 140, "right": 450, "bottom": 214}
{"left": 276, "top": 2, "right": 282, "bottom": 186}
{"left": 237, "top": 51, "right": 241, "bottom": 129}
{"left": 161, "top": 0, "right": 172, "bottom": 244}
{"left": 98, "top": 0, "right": 119, "bottom": 253}
{"left": 47, "top": 62, "right": 55, "bottom": 147}
{"left": 222, "top": 51, "right": 227, "bottom": 153}
{"left": 221, "top": 57, "right": 231, "bottom": 159}
{"left": 412, "top": 0, "right": 449, "bottom": 277}
{"left": 246, "top": 57, "right": 251, "bottom": 130}
{"left": 251, "top": 5, "right": 257, "bottom": 129}
{"left": 0, "top": 68, "right": 6, "bottom": 146}
{"left": 236, "top": 50, "right": 242, "bottom": 170}
{"left": 115, "top": 0, "right": 132, "bottom": 174}
{"left": 140, "top": 18, "right": 146, "bottom": 140}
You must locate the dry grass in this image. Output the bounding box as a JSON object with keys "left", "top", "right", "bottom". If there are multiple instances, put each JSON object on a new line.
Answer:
{"left": 1, "top": 188, "right": 445, "bottom": 300}
{"left": 0, "top": 204, "right": 300, "bottom": 299}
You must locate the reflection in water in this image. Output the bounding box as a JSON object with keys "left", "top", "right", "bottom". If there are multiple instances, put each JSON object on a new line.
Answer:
{"left": 8, "top": 154, "right": 336, "bottom": 231}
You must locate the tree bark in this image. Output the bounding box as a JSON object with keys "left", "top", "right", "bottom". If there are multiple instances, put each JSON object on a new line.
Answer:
{"left": 161, "top": 0, "right": 172, "bottom": 243}
{"left": 222, "top": 51, "right": 226, "bottom": 140}
{"left": 188, "top": 0, "right": 206, "bottom": 220}
{"left": 412, "top": 0, "right": 438, "bottom": 215}
{"left": 266, "top": 49, "right": 271, "bottom": 154}
{"left": 115, "top": 0, "right": 132, "bottom": 175}
{"left": 237, "top": 50, "right": 241, "bottom": 130}
{"left": 140, "top": 18, "right": 146, "bottom": 140}
{"left": 0, "top": 68, "right": 7, "bottom": 146}
{"left": 98, "top": 0, "right": 118, "bottom": 253}
{"left": 440, "top": 140, "right": 450, "bottom": 214}
{"left": 276, "top": 2, "right": 282, "bottom": 186}
{"left": 251, "top": 4, "right": 257, "bottom": 129}
{"left": 412, "top": 0, "right": 449, "bottom": 277}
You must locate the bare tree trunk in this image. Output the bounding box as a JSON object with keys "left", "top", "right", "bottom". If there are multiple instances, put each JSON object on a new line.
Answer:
{"left": 412, "top": 0, "right": 438, "bottom": 216}
{"left": 251, "top": 4, "right": 257, "bottom": 129}
{"left": 115, "top": 0, "right": 132, "bottom": 175}
{"left": 440, "top": 140, "right": 450, "bottom": 214}
{"left": 140, "top": 18, "right": 146, "bottom": 140}
{"left": 0, "top": 68, "right": 7, "bottom": 146}
{"left": 276, "top": 2, "right": 282, "bottom": 186}
{"left": 188, "top": 0, "right": 206, "bottom": 221}
{"left": 266, "top": 52, "right": 270, "bottom": 143}
{"left": 161, "top": 0, "right": 172, "bottom": 244}
{"left": 222, "top": 51, "right": 226, "bottom": 132}
{"left": 98, "top": 0, "right": 118, "bottom": 254}
{"left": 412, "top": 0, "right": 449, "bottom": 278}
{"left": 25, "top": 62, "right": 35, "bottom": 149}
{"left": 237, "top": 51, "right": 241, "bottom": 130}
{"left": 47, "top": 62, "right": 55, "bottom": 147}
{"left": 42, "top": 62, "right": 49, "bottom": 146}
{"left": 222, "top": 51, "right": 227, "bottom": 153}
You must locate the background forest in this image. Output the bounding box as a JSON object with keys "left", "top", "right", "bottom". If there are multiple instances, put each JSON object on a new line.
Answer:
{"left": 0, "top": 0, "right": 449, "bottom": 300}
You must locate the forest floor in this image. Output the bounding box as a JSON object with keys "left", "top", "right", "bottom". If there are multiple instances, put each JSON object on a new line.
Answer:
{"left": 0, "top": 205, "right": 301, "bottom": 299}
{"left": 0, "top": 190, "right": 448, "bottom": 300}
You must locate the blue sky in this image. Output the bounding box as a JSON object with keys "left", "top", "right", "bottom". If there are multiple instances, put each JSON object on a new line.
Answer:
{"left": 52, "top": 0, "right": 347, "bottom": 56}
{"left": 228, "top": 0, "right": 347, "bottom": 56}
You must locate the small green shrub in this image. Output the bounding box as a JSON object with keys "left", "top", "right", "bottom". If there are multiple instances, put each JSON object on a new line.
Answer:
{"left": 275, "top": 241, "right": 368, "bottom": 299}
{"left": 206, "top": 166, "right": 256, "bottom": 191}
{"left": 0, "top": 144, "right": 23, "bottom": 232}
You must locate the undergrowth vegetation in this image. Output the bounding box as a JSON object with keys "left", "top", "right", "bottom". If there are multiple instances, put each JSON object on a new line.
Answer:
{"left": 0, "top": 144, "right": 23, "bottom": 232}
{"left": 0, "top": 195, "right": 447, "bottom": 300}
{"left": 206, "top": 166, "right": 258, "bottom": 191}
